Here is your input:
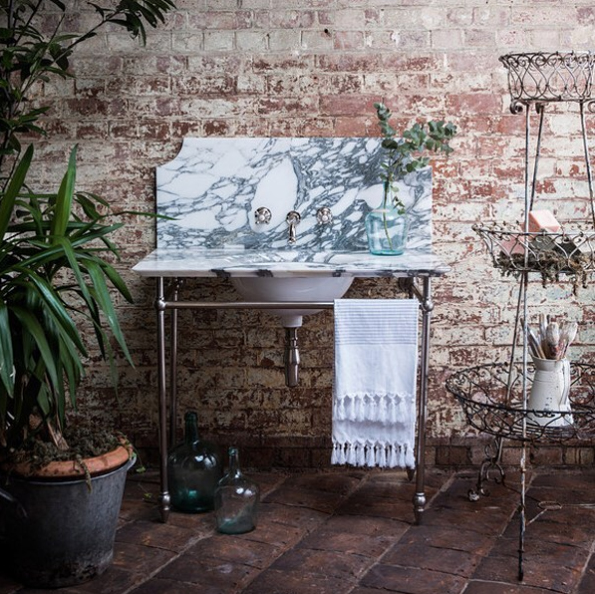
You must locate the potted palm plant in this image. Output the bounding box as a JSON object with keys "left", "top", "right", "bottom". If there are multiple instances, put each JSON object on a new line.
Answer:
{"left": 0, "top": 0, "right": 176, "bottom": 588}
{"left": 365, "top": 102, "right": 458, "bottom": 255}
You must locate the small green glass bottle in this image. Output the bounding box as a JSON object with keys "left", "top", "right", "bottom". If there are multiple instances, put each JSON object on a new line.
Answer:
{"left": 214, "top": 447, "right": 260, "bottom": 534}
{"left": 167, "top": 411, "right": 222, "bottom": 513}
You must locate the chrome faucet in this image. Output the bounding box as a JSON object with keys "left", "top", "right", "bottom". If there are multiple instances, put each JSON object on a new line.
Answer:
{"left": 286, "top": 211, "right": 301, "bottom": 244}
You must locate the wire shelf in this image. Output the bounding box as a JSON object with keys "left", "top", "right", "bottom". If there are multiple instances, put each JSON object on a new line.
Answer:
{"left": 499, "top": 51, "right": 595, "bottom": 109}
{"left": 473, "top": 224, "right": 595, "bottom": 288}
{"left": 446, "top": 362, "right": 595, "bottom": 443}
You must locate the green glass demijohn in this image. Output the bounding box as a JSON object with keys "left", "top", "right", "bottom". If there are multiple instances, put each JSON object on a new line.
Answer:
{"left": 167, "top": 411, "right": 222, "bottom": 513}
{"left": 214, "top": 447, "right": 260, "bottom": 534}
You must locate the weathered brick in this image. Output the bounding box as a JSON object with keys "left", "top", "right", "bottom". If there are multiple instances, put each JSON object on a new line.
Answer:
{"left": 268, "top": 29, "right": 301, "bottom": 51}
{"left": 204, "top": 30, "right": 234, "bottom": 51}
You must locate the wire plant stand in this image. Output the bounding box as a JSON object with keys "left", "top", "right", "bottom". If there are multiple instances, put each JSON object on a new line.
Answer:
{"left": 447, "top": 51, "right": 595, "bottom": 581}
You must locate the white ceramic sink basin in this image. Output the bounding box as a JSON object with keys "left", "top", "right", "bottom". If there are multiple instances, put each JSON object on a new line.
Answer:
{"left": 230, "top": 276, "right": 354, "bottom": 327}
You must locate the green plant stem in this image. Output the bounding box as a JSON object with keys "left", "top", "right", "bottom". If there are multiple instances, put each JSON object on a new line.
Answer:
{"left": 381, "top": 179, "right": 394, "bottom": 250}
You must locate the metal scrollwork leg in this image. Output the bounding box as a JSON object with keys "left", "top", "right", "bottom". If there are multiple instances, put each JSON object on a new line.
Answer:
{"left": 468, "top": 437, "right": 505, "bottom": 502}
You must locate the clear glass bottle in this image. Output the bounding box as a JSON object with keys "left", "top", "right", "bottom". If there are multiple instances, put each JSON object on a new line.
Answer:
{"left": 214, "top": 447, "right": 260, "bottom": 534}
{"left": 365, "top": 206, "right": 409, "bottom": 255}
{"left": 167, "top": 411, "right": 222, "bottom": 513}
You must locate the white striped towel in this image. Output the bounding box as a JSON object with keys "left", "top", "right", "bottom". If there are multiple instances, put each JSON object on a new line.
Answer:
{"left": 331, "top": 298, "right": 418, "bottom": 469}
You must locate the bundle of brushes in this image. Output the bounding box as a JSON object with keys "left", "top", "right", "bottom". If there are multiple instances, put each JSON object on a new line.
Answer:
{"left": 526, "top": 314, "right": 578, "bottom": 361}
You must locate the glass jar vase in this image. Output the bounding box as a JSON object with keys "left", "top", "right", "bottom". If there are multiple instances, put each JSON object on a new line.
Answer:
{"left": 167, "top": 411, "right": 222, "bottom": 513}
{"left": 214, "top": 447, "right": 260, "bottom": 534}
{"left": 365, "top": 207, "right": 409, "bottom": 255}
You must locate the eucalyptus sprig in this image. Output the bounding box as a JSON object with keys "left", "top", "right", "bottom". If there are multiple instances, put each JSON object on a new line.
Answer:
{"left": 374, "top": 102, "right": 458, "bottom": 213}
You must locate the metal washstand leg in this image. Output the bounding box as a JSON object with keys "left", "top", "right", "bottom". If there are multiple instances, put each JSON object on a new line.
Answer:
{"left": 169, "top": 280, "right": 181, "bottom": 448}
{"left": 156, "top": 278, "right": 171, "bottom": 522}
{"left": 413, "top": 276, "right": 432, "bottom": 525}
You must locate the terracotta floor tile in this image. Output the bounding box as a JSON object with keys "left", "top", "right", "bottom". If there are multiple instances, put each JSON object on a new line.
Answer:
{"left": 323, "top": 514, "right": 410, "bottom": 539}
{"left": 297, "top": 525, "right": 400, "bottom": 558}
{"left": 234, "top": 518, "right": 305, "bottom": 549}
{"left": 270, "top": 547, "right": 374, "bottom": 581}
{"left": 181, "top": 534, "right": 284, "bottom": 569}
{"left": 360, "top": 564, "right": 467, "bottom": 594}
{"left": 257, "top": 500, "right": 330, "bottom": 530}
{"left": 154, "top": 550, "right": 259, "bottom": 591}
{"left": 472, "top": 540, "right": 587, "bottom": 593}
{"left": 382, "top": 542, "right": 482, "bottom": 577}
{"left": 128, "top": 577, "right": 209, "bottom": 594}
{"left": 115, "top": 519, "right": 203, "bottom": 553}
{"left": 282, "top": 471, "right": 364, "bottom": 494}
{"left": 396, "top": 524, "right": 497, "bottom": 556}
{"left": 463, "top": 579, "right": 558, "bottom": 593}
{"left": 60, "top": 566, "right": 145, "bottom": 594}
{"left": 111, "top": 541, "right": 177, "bottom": 574}
{"left": 241, "top": 568, "right": 354, "bottom": 594}
{"left": 576, "top": 554, "right": 595, "bottom": 594}
{"left": 262, "top": 485, "right": 347, "bottom": 513}
{"left": 336, "top": 496, "right": 419, "bottom": 522}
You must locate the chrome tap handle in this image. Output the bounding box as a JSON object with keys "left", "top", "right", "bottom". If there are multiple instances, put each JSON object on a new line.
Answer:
{"left": 316, "top": 207, "right": 333, "bottom": 225}
{"left": 286, "top": 210, "right": 301, "bottom": 244}
{"left": 255, "top": 207, "right": 272, "bottom": 225}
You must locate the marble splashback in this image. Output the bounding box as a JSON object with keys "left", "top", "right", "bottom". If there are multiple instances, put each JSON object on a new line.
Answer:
{"left": 156, "top": 137, "right": 433, "bottom": 251}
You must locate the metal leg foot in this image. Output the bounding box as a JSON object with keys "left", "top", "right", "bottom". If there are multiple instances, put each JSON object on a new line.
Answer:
{"left": 413, "top": 491, "right": 426, "bottom": 525}
{"left": 159, "top": 492, "right": 171, "bottom": 523}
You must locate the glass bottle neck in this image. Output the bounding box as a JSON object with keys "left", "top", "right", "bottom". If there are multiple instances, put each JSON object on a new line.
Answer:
{"left": 228, "top": 447, "right": 242, "bottom": 477}
{"left": 184, "top": 412, "right": 200, "bottom": 444}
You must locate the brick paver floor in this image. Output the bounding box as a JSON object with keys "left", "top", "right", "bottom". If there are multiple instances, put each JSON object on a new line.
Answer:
{"left": 1, "top": 466, "right": 595, "bottom": 593}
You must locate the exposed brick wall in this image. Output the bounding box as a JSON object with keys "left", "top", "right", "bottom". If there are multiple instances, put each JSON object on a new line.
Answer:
{"left": 31, "top": 1, "right": 595, "bottom": 468}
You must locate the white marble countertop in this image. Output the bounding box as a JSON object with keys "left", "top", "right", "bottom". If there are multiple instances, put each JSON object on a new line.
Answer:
{"left": 132, "top": 247, "right": 450, "bottom": 278}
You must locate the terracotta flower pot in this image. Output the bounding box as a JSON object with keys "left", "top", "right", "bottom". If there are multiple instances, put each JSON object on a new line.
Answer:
{"left": 7, "top": 440, "right": 133, "bottom": 479}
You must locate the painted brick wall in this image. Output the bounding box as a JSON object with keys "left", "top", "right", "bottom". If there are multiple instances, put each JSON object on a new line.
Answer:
{"left": 32, "top": 1, "right": 595, "bottom": 468}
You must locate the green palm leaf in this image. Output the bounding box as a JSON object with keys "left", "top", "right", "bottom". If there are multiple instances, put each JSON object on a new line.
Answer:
{"left": 85, "top": 259, "right": 133, "bottom": 365}
{"left": 0, "top": 145, "right": 33, "bottom": 241}
{"left": 0, "top": 301, "right": 14, "bottom": 397}
{"left": 50, "top": 145, "right": 77, "bottom": 239}
{"left": 11, "top": 305, "right": 60, "bottom": 396}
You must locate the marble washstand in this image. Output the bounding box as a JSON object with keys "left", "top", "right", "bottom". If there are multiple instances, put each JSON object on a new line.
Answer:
{"left": 132, "top": 137, "right": 450, "bottom": 524}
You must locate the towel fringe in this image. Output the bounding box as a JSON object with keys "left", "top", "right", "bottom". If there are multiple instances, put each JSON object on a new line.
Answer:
{"left": 332, "top": 441, "right": 415, "bottom": 469}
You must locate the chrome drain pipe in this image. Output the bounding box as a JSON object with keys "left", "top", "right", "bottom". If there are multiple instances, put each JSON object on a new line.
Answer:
{"left": 284, "top": 327, "right": 300, "bottom": 387}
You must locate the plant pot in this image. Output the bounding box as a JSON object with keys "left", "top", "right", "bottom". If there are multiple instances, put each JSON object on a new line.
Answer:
{"left": 0, "top": 448, "right": 134, "bottom": 589}
{"left": 365, "top": 208, "right": 409, "bottom": 255}
{"left": 5, "top": 441, "right": 132, "bottom": 479}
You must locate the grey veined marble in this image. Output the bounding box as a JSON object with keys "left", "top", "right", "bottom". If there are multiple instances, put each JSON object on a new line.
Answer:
{"left": 156, "top": 137, "right": 433, "bottom": 251}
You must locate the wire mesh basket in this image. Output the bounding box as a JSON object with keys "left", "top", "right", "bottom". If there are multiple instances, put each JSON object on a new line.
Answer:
{"left": 499, "top": 51, "right": 595, "bottom": 108}
{"left": 473, "top": 223, "right": 595, "bottom": 289}
{"left": 446, "top": 362, "right": 595, "bottom": 443}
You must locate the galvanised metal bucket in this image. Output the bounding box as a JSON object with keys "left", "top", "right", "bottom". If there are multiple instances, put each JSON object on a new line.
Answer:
{"left": 0, "top": 456, "right": 134, "bottom": 589}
